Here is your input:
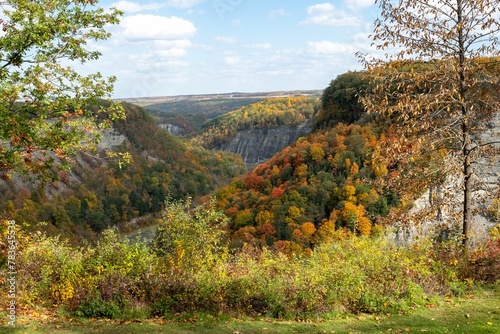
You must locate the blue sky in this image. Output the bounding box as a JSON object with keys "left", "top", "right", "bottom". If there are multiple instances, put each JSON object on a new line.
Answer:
{"left": 93, "top": 1, "right": 380, "bottom": 98}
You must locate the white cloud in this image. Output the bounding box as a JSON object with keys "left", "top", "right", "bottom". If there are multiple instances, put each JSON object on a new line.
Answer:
{"left": 111, "top": 1, "right": 165, "bottom": 13}
{"left": 153, "top": 40, "right": 192, "bottom": 58}
{"left": 269, "top": 8, "right": 287, "bottom": 19}
{"left": 301, "top": 3, "right": 360, "bottom": 26}
{"left": 216, "top": 36, "right": 237, "bottom": 44}
{"left": 120, "top": 15, "right": 196, "bottom": 41}
{"left": 244, "top": 43, "right": 272, "bottom": 50}
{"left": 224, "top": 56, "right": 241, "bottom": 65}
{"left": 153, "top": 48, "right": 186, "bottom": 58}
{"left": 343, "top": 0, "right": 374, "bottom": 11}
{"left": 167, "top": 0, "right": 206, "bottom": 8}
{"left": 307, "top": 41, "right": 356, "bottom": 55}
{"left": 153, "top": 39, "right": 192, "bottom": 49}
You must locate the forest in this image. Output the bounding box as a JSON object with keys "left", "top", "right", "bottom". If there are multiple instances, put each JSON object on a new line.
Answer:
{"left": 1, "top": 62, "right": 498, "bottom": 324}
{"left": 0, "top": 103, "right": 245, "bottom": 243}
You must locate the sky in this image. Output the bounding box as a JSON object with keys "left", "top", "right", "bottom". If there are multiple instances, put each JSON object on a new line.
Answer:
{"left": 87, "top": 1, "right": 381, "bottom": 98}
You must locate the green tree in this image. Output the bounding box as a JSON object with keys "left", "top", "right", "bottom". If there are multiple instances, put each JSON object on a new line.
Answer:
{"left": 0, "top": 0, "right": 123, "bottom": 182}
{"left": 359, "top": 0, "right": 500, "bottom": 247}
{"left": 152, "top": 197, "right": 229, "bottom": 274}
{"left": 316, "top": 71, "right": 369, "bottom": 128}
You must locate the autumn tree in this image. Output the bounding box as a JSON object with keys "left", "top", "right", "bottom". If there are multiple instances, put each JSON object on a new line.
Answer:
{"left": 0, "top": 0, "right": 123, "bottom": 181}
{"left": 152, "top": 197, "right": 229, "bottom": 277}
{"left": 316, "top": 71, "right": 369, "bottom": 128}
{"left": 358, "top": 0, "right": 500, "bottom": 247}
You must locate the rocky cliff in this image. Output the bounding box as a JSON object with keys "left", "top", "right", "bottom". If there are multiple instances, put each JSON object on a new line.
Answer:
{"left": 214, "top": 121, "right": 312, "bottom": 168}
{"left": 158, "top": 123, "right": 186, "bottom": 137}
{"left": 391, "top": 112, "right": 500, "bottom": 245}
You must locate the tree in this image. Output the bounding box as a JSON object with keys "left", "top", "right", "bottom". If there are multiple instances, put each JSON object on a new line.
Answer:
{"left": 315, "top": 71, "right": 369, "bottom": 128}
{"left": 152, "top": 197, "right": 229, "bottom": 276}
{"left": 358, "top": 0, "right": 500, "bottom": 247}
{"left": 0, "top": 0, "right": 123, "bottom": 182}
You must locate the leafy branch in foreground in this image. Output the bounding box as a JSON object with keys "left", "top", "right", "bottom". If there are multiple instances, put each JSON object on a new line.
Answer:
{"left": 0, "top": 0, "right": 123, "bottom": 182}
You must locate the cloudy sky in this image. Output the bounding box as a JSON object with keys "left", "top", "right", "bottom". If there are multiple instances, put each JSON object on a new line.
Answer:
{"left": 92, "top": 0, "right": 379, "bottom": 98}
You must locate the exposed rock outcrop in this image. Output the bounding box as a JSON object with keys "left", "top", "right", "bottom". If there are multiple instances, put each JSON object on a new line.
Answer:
{"left": 214, "top": 121, "right": 312, "bottom": 167}
{"left": 97, "top": 128, "right": 127, "bottom": 150}
{"left": 390, "top": 112, "right": 500, "bottom": 246}
{"left": 159, "top": 123, "right": 186, "bottom": 136}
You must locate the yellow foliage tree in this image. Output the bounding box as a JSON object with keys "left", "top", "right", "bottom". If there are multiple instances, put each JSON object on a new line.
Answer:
{"left": 314, "top": 220, "right": 336, "bottom": 244}
{"left": 350, "top": 162, "right": 359, "bottom": 177}
{"left": 288, "top": 206, "right": 302, "bottom": 220}
{"left": 343, "top": 185, "right": 357, "bottom": 203}
{"left": 310, "top": 143, "right": 325, "bottom": 163}
{"left": 295, "top": 163, "right": 309, "bottom": 178}
{"left": 341, "top": 202, "right": 370, "bottom": 235}
{"left": 357, "top": 216, "right": 372, "bottom": 236}
{"left": 255, "top": 210, "right": 274, "bottom": 226}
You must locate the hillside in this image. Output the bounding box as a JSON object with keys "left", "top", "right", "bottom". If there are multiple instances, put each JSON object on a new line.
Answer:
{"left": 191, "top": 97, "right": 318, "bottom": 167}
{"left": 1, "top": 76, "right": 498, "bottom": 325}
{"left": 0, "top": 102, "right": 245, "bottom": 243}
{"left": 214, "top": 121, "right": 397, "bottom": 252}
{"left": 210, "top": 66, "right": 499, "bottom": 253}
{"left": 1, "top": 0, "right": 500, "bottom": 327}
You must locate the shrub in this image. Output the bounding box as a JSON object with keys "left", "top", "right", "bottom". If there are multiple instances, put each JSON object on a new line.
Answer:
{"left": 76, "top": 294, "right": 123, "bottom": 319}
{"left": 10, "top": 205, "right": 485, "bottom": 320}
{"left": 464, "top": 238, "right": 500, "bottom": 283}
{"left": 14, "top": 226, "right": 83, "bottom": 307}
{"left": 149, "top": 198, "right": 230, "bottom": 312}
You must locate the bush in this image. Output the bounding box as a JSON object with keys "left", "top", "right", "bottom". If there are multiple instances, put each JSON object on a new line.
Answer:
{"left": 11, "top": 206, "right": 490, "bottom": 320}
{"left": 14, "top": 226, "right": 83, "bottom": 307}
{"left": 464, "top": 238, "right": 500, "bottom": 283}
{"left": 76, "top": 294, "right": 123, "bottom": 319}
{"left": 11, "top": 225, "right": 156, "bottom": 317}
{"left": 149, "top": 198, "right": 230, "bottom": 312}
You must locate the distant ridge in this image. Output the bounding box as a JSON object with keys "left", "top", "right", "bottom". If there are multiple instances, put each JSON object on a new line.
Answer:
{"left": 117, "top": 90, "right": 323, "bottom": 107}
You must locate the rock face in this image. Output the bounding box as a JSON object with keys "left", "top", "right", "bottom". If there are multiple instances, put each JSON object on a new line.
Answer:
{"left": 159, "top": 123, "right": 186, "bottom": 136}
{"left": 97, "top": 128, "right": 127, "bottom": 150}
{"left": 390, "top": 112, "right": 500, "bottom": 246}
{"left": 215, "top": 122, "right": 312, "bottom": 166}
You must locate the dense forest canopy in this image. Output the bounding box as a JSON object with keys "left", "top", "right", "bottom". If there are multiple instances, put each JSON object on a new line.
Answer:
{"left": 0, "top": 0, "right": 499, "bottom": 326}
{"left": 214, "top": 121, "right": 401, "bottom": 254}
{"left": 315, "top": 71, "right": 370, "bottom": 129}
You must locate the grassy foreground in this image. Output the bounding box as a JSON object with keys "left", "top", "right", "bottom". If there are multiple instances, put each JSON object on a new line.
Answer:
{"left": 1, "top": 284, "right": 498, "bottom": 334}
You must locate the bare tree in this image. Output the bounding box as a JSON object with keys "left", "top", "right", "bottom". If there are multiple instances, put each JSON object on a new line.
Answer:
{"left": 358, "top": 0, "right": 500, "bottom": 247}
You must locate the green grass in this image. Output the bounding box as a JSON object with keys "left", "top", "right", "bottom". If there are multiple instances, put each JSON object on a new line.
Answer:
{"left": 1, "top": 285, "right": 499, "bottom": 334}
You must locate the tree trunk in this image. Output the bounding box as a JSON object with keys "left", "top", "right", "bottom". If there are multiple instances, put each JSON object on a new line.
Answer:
{"left": 463, "top": 136, "right": 472, "bottom": 249}
{"left": 457, "top": 0, "right": 471, "bottom": 250}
